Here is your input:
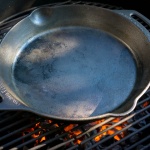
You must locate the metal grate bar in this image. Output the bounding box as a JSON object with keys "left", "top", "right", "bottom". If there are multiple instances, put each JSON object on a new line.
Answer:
{"left": 29, "top": 122, "right": 93, "bottom": 150}
{"left": 1, "top": 128, "right": 41, "bottom": 149}
{"left": 137, "top": 96, "right": 150, "bottom": 105}
{"left": 141, "top": 143, "right": 150, "bottom": 150}
{"left": 46, "top": 139, "right": 74, "bottom": 150}
{"left": 89, "top": 114, "right": 150, "bottom": 150}
{"left": 0, "top": 0, "right": 72, "bottom": 25}
{"left": 0, "top": 112, "right": 21, "bottom": 124}
{"left": 69, "top": 113, "right": 150, "bottom": 150}
{"left": 0, "top": 0, "right": 122, "bottom": 30}
{"left": 103, "top": 121, "right": 150, "bottom": 150}
{"left": 76, "top": 95, "right": 150, "bottom": 139}
{"left": 0, "top": 121, "right": 40, "bottom": 141}
{"left": 77, "top": 117, "right": 114, "bottom": 138}
{"left": 131, "top": 14, "right": 150, "bottom": 31}
{"left": 127, "top": 135, "right": 150, "bottom": 150}
{"left": 104, "top": 115, "right": 149, "bottom": 143}
{"left": 66, "top": 145, "right": 78, "bottom": 150}
{"left": 0, "top": 118, "right": 28, "bottom": 133}
{"left": 10, "top": 125, "right": 66, "bottom": 150}
{"left": 0, "top": 111, "right": 9, "bottom": 117}
{"left": 0, "top": 1, "right": 150, "bottom": 150}
{"left": 29, "top": 133, "right": 70, "bottom": 150}
{"left": 0, "top": 1, "right": 74, "bottom": 33}
{"left": 0, "top": 16, "right": 27, "bottom": 29}
{"left": 80, "top": 101, "right": 150, "bottom": 145}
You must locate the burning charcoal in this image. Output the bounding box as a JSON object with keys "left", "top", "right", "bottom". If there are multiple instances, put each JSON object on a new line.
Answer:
{"left": 138, "top": 120, "right": 147, "bottom": 127}
{"left": 134, "top": 113, "right": 147, "bottom": 126}
{"left": 146, "top": 90, "right": 150, "bottom": 96}
{"left": 124, "top": 145, "right": 131, "bottom": 150}
{"left": 90, "top": 129, "right": 98, "bottom": 136}
{"left": 127, "top": 118, "right": 134, "bottom": 124}
{"left": 55, "top": 134, "right": 64, "bottom": 141}
{"left": 112, "top": 145, "right": 122, "bottom": 150}
{"left": 128, "top": 127, "right": 138, "bottom": 132}
{"left": 99, "top": 135, "right": 114, "bottom": 148}
{"left": 0, "top": 96, "right": 3, "bottom": 103}
{"left": 81, "top": 141, "right": 93, "bottom": 149}
{"left": 119, "top": 141, "right": 127, "bottom": 147}
{"left": 129, "top": 134, "right": 139, "bottom": 143}
{"left": 21, "top": 112, "right": 33, "bottom": 117}
{"left": 136, "top": 145, "right": 144, "bottom": 150}
{"left": 47, "top": 135, "right": 66, "bottom": 150}
{"left": 23, "top": 146, "right": 29, "bottom": 150}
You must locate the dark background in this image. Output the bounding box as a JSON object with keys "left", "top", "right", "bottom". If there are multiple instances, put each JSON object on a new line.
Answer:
{"left": 0, "top": 0, "right": 149, "bottom": 21}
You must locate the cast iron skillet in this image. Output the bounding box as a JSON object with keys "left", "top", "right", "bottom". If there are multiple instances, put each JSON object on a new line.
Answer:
{"left": 0, "top": 5, "right": 150, "bottom": 121}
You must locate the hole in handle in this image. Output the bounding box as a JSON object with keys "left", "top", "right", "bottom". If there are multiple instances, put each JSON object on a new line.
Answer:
{"left": 0, "top": 95, "right": 3, "bottom": 103}
{"left": 131, "top": 14, "right": 150, "bottom": 32}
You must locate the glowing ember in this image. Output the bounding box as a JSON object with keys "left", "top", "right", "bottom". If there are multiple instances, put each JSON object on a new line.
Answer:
{"left": 66, "top": 131, "right": 83, "bottom": 145}
{"left": 143, "top": 101, "right": 149, "bottom": 107}
{"left": 76, "top": 139, "right": 82, "bottom": 144}
{"left": 54, "top": 123, "right": 59, "bottom": 127}
{"left": 35, "top": 122, "right": 40, "bottom": 128}
{"left": 40, "top": 136, "right": 46, "bottom": 143}
{"left": 73, "top": 129, "right": 82, "bottom": 136}
{"left": 112, "top": 118, "right": 121, "bottom": 123}
{"left": 64, "top": 124, "right": 77, "bottom": 132}
{"left": 47, "top": 120, "right": 52, "bottom": 123}
{"left": 89, "top": 119, "right": 105, "bottom": 126}
{"left": 94, "top": 135, "right": 102, "bottom": 142}
{"left": 32, "top": 132, "right": 40, "bottom": 138}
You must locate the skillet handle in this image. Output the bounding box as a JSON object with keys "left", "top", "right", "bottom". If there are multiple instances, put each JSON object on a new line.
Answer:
{"left": 114, "top": 10, "right": 150, "bottom": 41}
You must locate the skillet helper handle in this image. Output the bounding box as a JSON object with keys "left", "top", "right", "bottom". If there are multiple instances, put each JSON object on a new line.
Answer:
{"left": 114, "top": 10, "right": 150, "bottom": 41}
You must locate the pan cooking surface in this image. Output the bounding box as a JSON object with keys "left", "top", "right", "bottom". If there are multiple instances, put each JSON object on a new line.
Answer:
{"left": 12, "top": 27, "right": 137, "bottom": 118}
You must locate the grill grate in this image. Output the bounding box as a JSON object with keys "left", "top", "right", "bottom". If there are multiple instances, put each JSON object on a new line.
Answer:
{"left": 0, "top": 1, "right": 150, "bottom": 150}
{"left": 0, "top": 96, "right": 150, "bottom": 150}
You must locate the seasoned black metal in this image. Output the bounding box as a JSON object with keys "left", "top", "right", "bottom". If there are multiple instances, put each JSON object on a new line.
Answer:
{"left": 0, "top": 4, "right": 150, "bottom": 121}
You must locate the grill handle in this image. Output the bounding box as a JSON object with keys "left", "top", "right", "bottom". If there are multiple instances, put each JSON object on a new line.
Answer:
{"left": 114, "top": 10, "right": 150, "bottom": 41}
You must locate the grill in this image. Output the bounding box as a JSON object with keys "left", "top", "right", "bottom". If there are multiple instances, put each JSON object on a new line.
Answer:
{"left": 0, "top": 1, "right": 150, "bottom": 150}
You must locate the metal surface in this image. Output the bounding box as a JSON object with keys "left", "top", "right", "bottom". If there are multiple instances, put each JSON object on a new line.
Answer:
{"left": 0, "top": 1, "right": 150, "bottom": 150}
{"left": 0, "top": 5, "right": 150, "bottom": 121}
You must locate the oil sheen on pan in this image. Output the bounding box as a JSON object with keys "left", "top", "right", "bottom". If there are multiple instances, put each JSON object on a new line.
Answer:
{"left": 12, "top": 27, "right": 137, "bottom": 118}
